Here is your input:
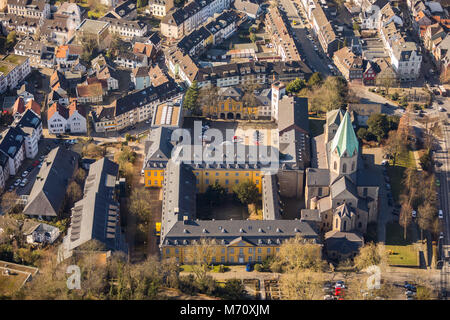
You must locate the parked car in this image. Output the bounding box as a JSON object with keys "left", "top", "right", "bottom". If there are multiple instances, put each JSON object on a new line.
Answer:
{"left": 412, "top": 210, "right": 417, "bottom": 218}
{"left": 8, "top": 185, "right": 14, "bottom": 192}
{"left": 385, "top": 183, "right": 391, "bottom": 190}
{"left": 439, "top": 210, "right": 444, "bottom": 219}
{"left": 14, "top": 179, "right": 21, "bottom": 187}
{"left": 21, "top": 171, "right": 29, "bottom": 178}
{"left": 32, "top": 160, "right": 39, "bottom": 167}
{"left": 381, "top": 160, "right": 389, "bottom": 166}
{"left": 440, "top": 232, "right": 444, "bottom": 239}
{"left": 334, "top": 280, "right": 345, "bottom": 288}
{"left": 20, "top": 178, "right": 28, "bottom": 187}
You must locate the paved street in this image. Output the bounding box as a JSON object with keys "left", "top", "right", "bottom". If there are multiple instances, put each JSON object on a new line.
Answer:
{"left": 278, "top": 0, "right": 332, "bottom": 76}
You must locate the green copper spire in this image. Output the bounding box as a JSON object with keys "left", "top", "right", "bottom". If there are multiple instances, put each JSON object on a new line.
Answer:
{"left": 330, "top": 111, "right": 359, "bottom": 157}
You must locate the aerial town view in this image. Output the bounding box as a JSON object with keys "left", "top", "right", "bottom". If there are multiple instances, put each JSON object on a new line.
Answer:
{"left": 0, "top": 0, "right": 449, "bottom": 307}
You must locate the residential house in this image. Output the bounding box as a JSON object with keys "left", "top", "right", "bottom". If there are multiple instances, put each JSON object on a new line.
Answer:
{"left": 24, "top": 222, "right": 60, "bottom": 244}
{"left": 47, "top": 102, "right": 69, "bottom": 134}
{"left": 133, "top": 42, "right": 157, "bottom": 64}
{"left": 76, "top": 81, "right": 105, "bottom": 104}
{"left": 40, "top": 17, "right": 73, "bottom": 45}
{"left": 23, "top": 147, "right": 79, "bottom": 219}
{"left": 391, "top": 41, "right": 422, "bottom": 82}
{"left": 54, "top": 2, "right": 85, "bottom": 30}
{"left": 100, "top": 16, "right": 147, "bottom": 40}
{"left": 233, "top": 0, "right": 261, "bottom": 19}
{"left": 149, "top": 0, "right": 174, "bottom": 17}
{"left": 96, "top": 65, "right": 119, "bottom": 90}
{"left": 114, "top": 51, "right": 148, "bottom": 69}
{"left": 333, "top": 47, "right": 364, "bottom": 82}
{"left": 105, "top": 0, "right": 137, "bottom": 20}
{"left": 14, "top": 38, "right": 44, "bottom": 67}
{"left": 0, "top": 15, "right": 40, "bottom": 37}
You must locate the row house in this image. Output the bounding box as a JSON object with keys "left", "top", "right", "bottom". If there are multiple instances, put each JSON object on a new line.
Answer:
{"left": 0, "top": 54, "right": 31, "bottom": 94}
{"left": 100, "top": 16, "right": 147, "bottom": 40}
{"left": 47, "top": 100, "right": 87, "bottom": 134}
{"left": 166, "top": 48, "right": 200, "bottom": 86}
{"left": 0, "top": 15, "right": 40, "bottom": 37}
{"left": 96, "top": 65, "right": 119, "bottom": 90}
{"left": 114, "top": 51, "right": 148, "bottom": 69}
{"left": 161, "top": 0, "right": 232, "bottom": 39}
{"left": 131, "top": 65, "right": 169, "bottom": 90}
{"left": 265, "top": 6, "right": 301, "bottom": 62}
{"left": 311, "top": 4, "right": 338, "bottom": 56}
{"left": 91, "top": 80, "right": 183, "bottom": 132}
{"left": 194, "top": 60, "right": 312, "bottom": 88}
{"left": 133, "top": 42, "right": 157, "bottom": 64}
{"left": 149, "top": 0, "right": 174, "bottom": 17}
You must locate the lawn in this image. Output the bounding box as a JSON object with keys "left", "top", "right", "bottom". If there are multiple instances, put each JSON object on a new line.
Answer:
{"left": 387, "top": 149, "right": 416, "bottom": 203}
{"left": 385, "top": 222, "right": 419, "bottom": 267}
{"left": 309, "top": 118, "right": 325, "bottom": 137}
{"left": 180, "top": 265, "right": 230, "bottom": 273}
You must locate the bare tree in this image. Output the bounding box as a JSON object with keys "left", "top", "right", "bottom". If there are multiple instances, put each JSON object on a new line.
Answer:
{"left": 375, "top": 68, "right": 398, "bottom": 95}
{"left": 383, "top": 130, "right": 407, "bottom": 166}
{"left": 279, "top": 271, "right": 323, "bottom": 300}
{"left": 399, "top": 194, "right": 413, "bottom": 240}
{"left": 184, "top": 238, "right": 218, "bottom": 285}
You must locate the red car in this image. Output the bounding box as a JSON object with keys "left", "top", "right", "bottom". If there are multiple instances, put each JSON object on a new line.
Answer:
{"left": 32, "top": 160, "right": 39, "bottom": 167}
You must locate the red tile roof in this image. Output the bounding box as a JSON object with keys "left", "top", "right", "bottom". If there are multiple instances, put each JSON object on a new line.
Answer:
{"left": 47, "top": 102, "right": 69, "bottom": 120}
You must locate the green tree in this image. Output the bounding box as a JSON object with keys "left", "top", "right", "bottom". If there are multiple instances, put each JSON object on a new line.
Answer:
{"left": 183, "top": 81, "right": 200, "bottom": 114}
{"left": 286, "top": 78, "right": 306, "bottom": 94}
{"left": 204, "top": 182, "right": 227, "bottom": 207}
{"left": 367, "top": 113, "right": 390, "bottom": 142}
{"left": 307, "top": 72, "right": 323, "bottom": 87}
{"left": 233, "top": 180, "right": 259, "bottom": 205}
{"left": 137, "top": 0, "right": 148, "bottom": 8}
{"left": 250, "top": 33, "right": 257, "bottom": 43}
{"left": 6, "top": 31, "right": 17, "bottom": 50}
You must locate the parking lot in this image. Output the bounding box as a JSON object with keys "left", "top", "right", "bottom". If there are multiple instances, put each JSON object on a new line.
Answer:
{"left": 3, "top": 137, "right": 78, "bottom": 199}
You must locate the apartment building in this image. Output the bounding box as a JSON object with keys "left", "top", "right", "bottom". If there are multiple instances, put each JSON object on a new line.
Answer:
{"left": 91, "top": 81, "right": 183, "bottom": 132}
{"left": 13, "top": 108, "right": 42, "bottom": 159}
{"left": 14, "top": 38, "right": 44, "bottom": 67}
{"left": 0, "top": 54, "right": 31, "bottom": 94}
{"left": 390, "top": 41, "right": 422, "bottom": 81}
{"left": 0, "top": 126, "right": 26, "bottom": 177}
{"left": 47, "top": 100, "right": 87, "bottom": 134}
{"left": 310, "top": 4, "right": 338, "bottom": 56}
{"left": 0, "top": 15, "right": 40, "bottom": 37}
{"left": 161, "top": 0, "right": 232, "bottom": 39}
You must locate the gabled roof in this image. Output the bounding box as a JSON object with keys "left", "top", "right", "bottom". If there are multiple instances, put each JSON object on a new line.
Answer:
{"left": 330, "top": 111, "right": 359, "bottom": 157}
{"left": 23, "top": 147, "right": 79, "bottom": 217}
{"left": 48, "top": 102, "right": 69, "bottom": 120}
{"left": 25, "top": 99, "right": 41, "bottom": 115}
{"left": 330, "top": 176, "right": 358, "bottom": 200}
{"left": 15, "top": 109, "right": 41, "bottom": 131}
{"left": 12, "top": 97, "right": 25, "bottom": 115}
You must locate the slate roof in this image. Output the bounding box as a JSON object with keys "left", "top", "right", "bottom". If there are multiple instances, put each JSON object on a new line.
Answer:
{"left": 330, "top": 176, "right": 358, "bottom": 200}
{"left": 0, "top": 126, "right": 25, "bottom": 159}
{"left": 64, "top": 158, "right": 127, "bottom": 253}
{"left": 23, "top": 147, "right": 79, "bottom": 217}
{"left": 163, "top": 219, "right": 319, "bottom": 246}
{"left": 325, "top": 230, "right": 363, "bottom": 255}
{"left": 15, "top": 109, "right": 41, "bottom": 131}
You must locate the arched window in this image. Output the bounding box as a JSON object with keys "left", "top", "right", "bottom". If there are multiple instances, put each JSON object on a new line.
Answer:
{"left": 351, "top": 161, "right": 355, "bottom": 171}
{"left": 358, "top": 222, "right": 362, "bottom": 229}
{"left": 333, "top": 161, "right": 337, "bottom": 170}
{"left": 335, "top": 219, "right": 339, "bottom": 229}
{"left": 342, "top": 163, "right": 347, "bottom": 173}
{"left": 343, "top": 220, "right": 347, "bottom": 231}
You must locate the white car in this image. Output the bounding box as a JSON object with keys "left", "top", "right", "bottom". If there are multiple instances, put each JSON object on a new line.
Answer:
{"left": 21, "top": 171, "right": 29, "bottom": 178}
{"left": 412, "top": 210, "right": 417, "bottom": 218}
{"left": 20, "top": 178, "right": 28, "bottom": 187}
{"left": 14, "top": 179, "right": 21, "bottom": 187}
{"left": 438, "top": 210, "right": 444, "bottom": 219}
{"left": 439, "top": 107, "right": 445, "bottom": 112}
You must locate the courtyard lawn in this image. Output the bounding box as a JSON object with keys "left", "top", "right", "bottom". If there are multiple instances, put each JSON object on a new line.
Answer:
{"left": 0, "top": 272, "right": 29, "bottom": 296}
{"left": 385, "top": 222, "right": 419, "bottom": 267}
{"left": 309, "top": 118, "right": 325, "bottom": 137}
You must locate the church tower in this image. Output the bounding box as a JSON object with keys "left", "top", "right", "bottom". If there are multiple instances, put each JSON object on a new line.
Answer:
{"left": 329, "top": 111, "right": 359, "bottom": 184}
